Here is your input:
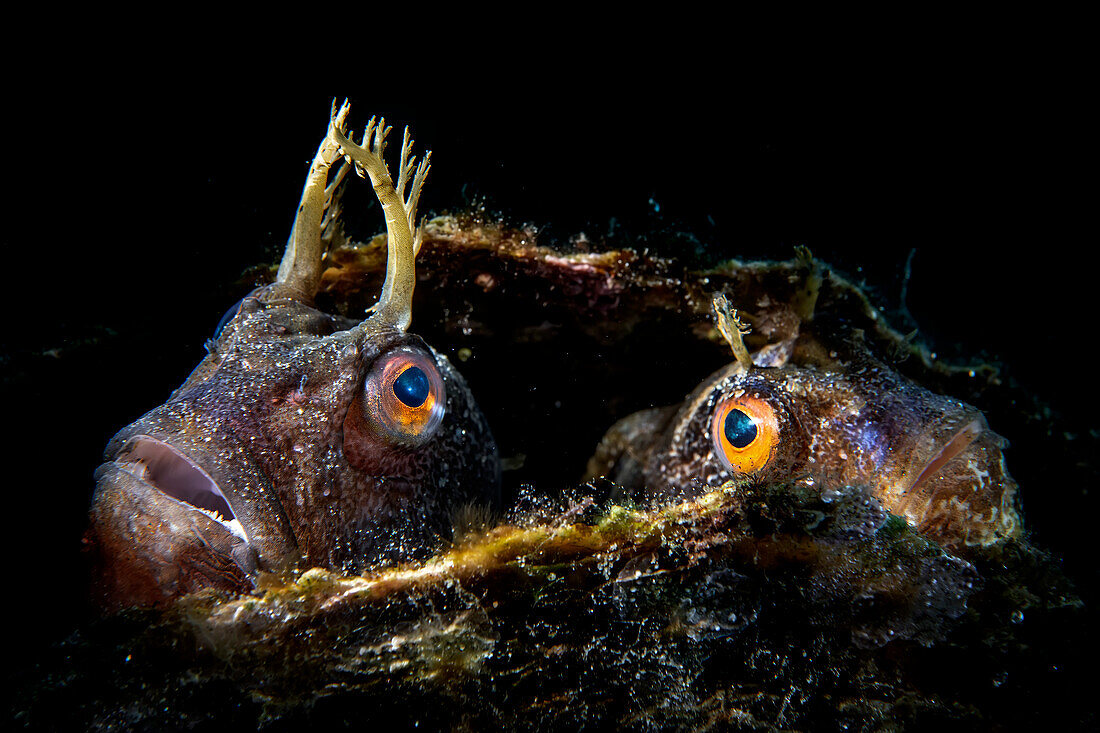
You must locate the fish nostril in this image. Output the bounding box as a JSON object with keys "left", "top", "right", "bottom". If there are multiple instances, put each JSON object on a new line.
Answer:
{"left": 121, "top": 438, "right": 236, "bottom": 521}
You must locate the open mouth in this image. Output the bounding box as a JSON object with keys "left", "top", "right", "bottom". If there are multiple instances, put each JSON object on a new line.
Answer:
{"left": 115, "top": 436, "right": 246, "bottom": 541}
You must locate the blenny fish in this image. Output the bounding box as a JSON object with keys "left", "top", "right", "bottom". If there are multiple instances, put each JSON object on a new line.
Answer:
{"left": 590, "top": 292, "right": 1021, "bottom": 548}
{"left": 86, "top": 101, "right": 500, "bottom": 609}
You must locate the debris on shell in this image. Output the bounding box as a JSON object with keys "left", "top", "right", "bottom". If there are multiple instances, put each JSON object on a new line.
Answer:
{"left": 21, "top": 478, "right": 1078, "bottom": 730}
{"left": 23, "top": 214, "right": 1083, "bottom": 730}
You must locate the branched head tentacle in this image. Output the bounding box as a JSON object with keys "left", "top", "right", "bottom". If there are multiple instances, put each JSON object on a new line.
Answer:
{"left": 274, "top": 99, "right": 352, "bottom": 298}
{"left": 395, "top": 127, "right": 433, "bottom": 256}
{"left": 330, "top": 105, "right": 430, "bottom": 332}
{"left": 319, "top": 162, "right": 350, "bottom": 254}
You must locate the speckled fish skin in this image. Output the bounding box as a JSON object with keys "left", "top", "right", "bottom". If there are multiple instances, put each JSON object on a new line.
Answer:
{"left": 87, "top": 103, "right": 500, "bottom": 609}
{"left": 89, "top": 281, "right": 499, "bottom": 609}
{"left": 595, "top": 354, "right": 1020, "bottom": 548}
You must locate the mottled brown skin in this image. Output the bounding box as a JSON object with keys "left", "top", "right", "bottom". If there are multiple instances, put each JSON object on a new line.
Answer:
{"left": 87, "top": 104, "right": 499, "bottom": 610}
{"left": 591, "top": 351, "right": 1021, "bottom": 548}
{"left": 88, "top": 281, "right": 499, "bottom": 609}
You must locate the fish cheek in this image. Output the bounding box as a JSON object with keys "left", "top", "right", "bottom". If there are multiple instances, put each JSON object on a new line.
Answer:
{"left": 342, "top": 395, "right": 401, "bottom": 471}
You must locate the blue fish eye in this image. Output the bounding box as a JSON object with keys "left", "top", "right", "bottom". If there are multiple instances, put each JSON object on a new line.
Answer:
{"left": 724, "top": 409, "right": 758, "bottom": 449}
{"left": 393, "top": 366, "right": 430, "bottom": 408}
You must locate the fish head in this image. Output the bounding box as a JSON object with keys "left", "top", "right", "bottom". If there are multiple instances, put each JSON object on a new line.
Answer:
{"left": 87, "top": 102, "right": 500, "bottom": 609}
{"left": 601, "top": 358, "right": 1021, "bottom": 549}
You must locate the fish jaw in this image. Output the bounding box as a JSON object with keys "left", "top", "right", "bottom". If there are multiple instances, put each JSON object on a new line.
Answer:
{"left": 88, "top": 418, "right": 300, "bottom": 610}
{"left": 879, "top": 417, "right": 1022, "bottom": 547}
{"left": 89, "top": 458, "right": 255, "bottom": 610}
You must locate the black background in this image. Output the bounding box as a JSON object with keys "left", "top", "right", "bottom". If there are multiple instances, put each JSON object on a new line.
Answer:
{"left": 5, "top": 71, "right": 1095, "bottom": 663}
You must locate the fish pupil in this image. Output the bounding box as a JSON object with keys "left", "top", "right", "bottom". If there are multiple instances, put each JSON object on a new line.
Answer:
{"left": 393, "top": 366, "right": 430, "bottom": 408}
{"left": 724, "top": 409, "right": 757, "bottom": 449}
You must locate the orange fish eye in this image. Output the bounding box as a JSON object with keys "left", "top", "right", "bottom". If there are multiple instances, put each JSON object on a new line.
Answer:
{"left": 711, "top": 395, "right": 780, "bottom": 475}
{"left": 362, "top": 346, "right": 446, "bottom": 446}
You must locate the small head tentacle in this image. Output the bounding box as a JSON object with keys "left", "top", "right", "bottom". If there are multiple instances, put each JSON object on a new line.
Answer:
{"left": 791, "top": 244, "right": 823, "bottom": 323}
{"left": 713, "top": 293, "right": 754, "bottom": 370}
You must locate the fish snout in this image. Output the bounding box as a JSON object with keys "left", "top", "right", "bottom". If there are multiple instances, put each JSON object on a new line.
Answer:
{"left": 888, "top": 418, "right": 1021, "bottom": 547}
{"left": 89, "top": 452, "right": 257, "bottom": 609}
{"left": 88, "top": 417, "right": 299, "bottom": 609}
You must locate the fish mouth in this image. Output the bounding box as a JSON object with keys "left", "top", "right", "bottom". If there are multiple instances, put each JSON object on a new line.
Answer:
{"left": 906, "top": 419, "right": 985, "bottom": 496}
{"left": 894, "top": 417, "right": 1020, "bottom": 546}
{"left": 112, "top": 436, "right": 248, "bottom": 542}
{"left": 90, "top": 433, "right": 273, "bottom": 608}
{"left": 91, "top": 397, "right": 309, "bottom": 610}
{"left": 90, "top": 419, "right": 301, "bottom": 609}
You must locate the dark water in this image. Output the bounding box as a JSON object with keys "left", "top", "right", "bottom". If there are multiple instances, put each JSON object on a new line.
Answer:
{"left": 5, "top": 86, "right": 1095, "bottom": 728}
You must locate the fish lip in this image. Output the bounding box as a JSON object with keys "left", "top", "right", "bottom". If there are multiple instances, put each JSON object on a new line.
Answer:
{"left": 906, "top": 418, "right": 986, "bottom": 496}
{"left": 103, "top": 411, "right": 300, "bottom": 573}
{"left": 892, "top": 415, "right": 1021, "bottom": 547}
{"left": 111, "top": 435, "right": 253, "bottom": 549}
